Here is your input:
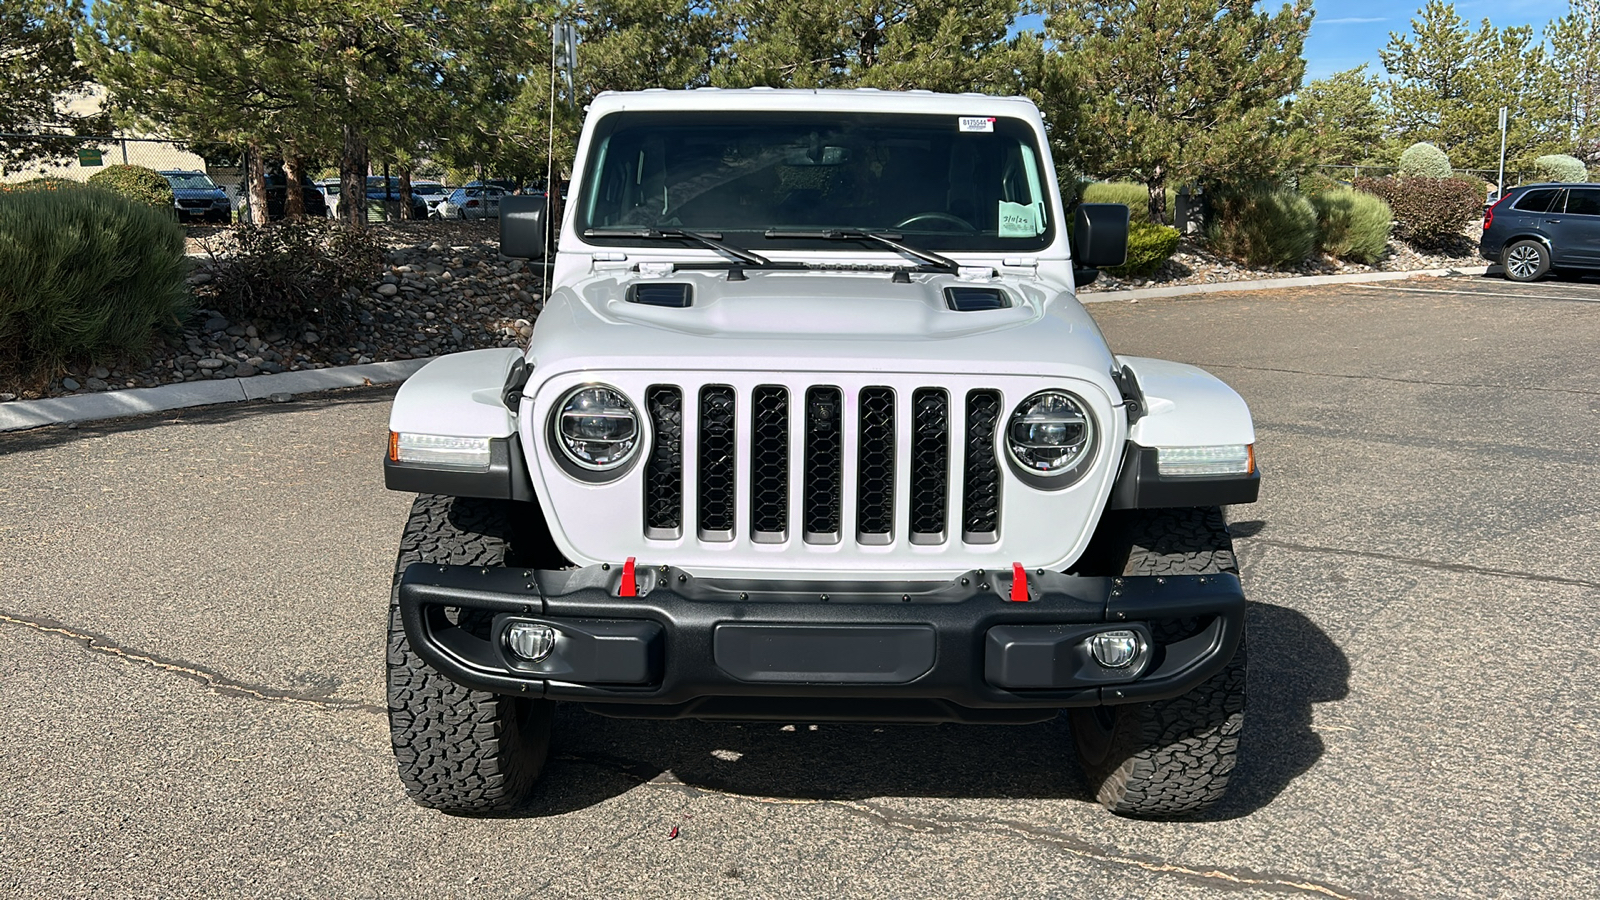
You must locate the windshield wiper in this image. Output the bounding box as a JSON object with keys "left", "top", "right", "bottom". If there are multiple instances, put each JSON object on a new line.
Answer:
{"left": 585, "top": 227, "right": 774, "bottom": 268}
{"left": 764, "top": 229, "right": 958, "bottom": 272}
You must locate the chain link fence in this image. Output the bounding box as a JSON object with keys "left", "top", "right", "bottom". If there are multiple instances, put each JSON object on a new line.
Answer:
{"left": 0, "top": 132, "right": 246, "bottom": 210}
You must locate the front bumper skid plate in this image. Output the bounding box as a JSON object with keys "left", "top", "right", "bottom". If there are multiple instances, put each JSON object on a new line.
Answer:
{"left": 397, "top": 563, "right": 1245, "bottom": 724}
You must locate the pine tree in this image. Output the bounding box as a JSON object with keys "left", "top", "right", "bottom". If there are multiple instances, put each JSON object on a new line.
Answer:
{"left": 1380, "top": 1, "right": 1564, "bottom": 171}
{"left": 1293, "top": 66, "right": 1384, "bottom": 167}
{"left": 1547, "top": 0, "right": 1600, "bottom": 166}
{"left": 1044, "top": 0, "right": 1313, "bottom": 224}
{"left": 1, "top": 1, "right": 110, "bottom": 169}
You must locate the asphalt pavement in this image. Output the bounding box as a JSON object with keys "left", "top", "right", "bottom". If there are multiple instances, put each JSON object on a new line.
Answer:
{"left": 1, "top": 272, "right": 1596, "bottom": 899}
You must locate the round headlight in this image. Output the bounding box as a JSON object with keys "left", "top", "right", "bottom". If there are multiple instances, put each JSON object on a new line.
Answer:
{"left": 1006, "top": 390, "right": 1095, "bottom": 477}
{"left": 555, "top": 385, "right": 640, "bottom": 470}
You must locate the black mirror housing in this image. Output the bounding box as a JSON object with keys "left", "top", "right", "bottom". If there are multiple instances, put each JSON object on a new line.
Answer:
{"left": 1073, "top": 203, "right": 1130, "bottom": 269}
{"left": 500, "top": 195, "right": 549, "bottom": 259}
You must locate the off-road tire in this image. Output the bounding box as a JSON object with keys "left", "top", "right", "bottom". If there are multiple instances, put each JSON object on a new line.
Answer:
{"left": 1069, "top": 507, "right": 1246, "bottom": 819}
{"left": 387, "top": 494, "right": 554, "bottom": 813}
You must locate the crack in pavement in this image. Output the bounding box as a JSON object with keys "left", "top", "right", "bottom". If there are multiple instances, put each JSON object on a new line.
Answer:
{"left": 1238, "top": 538, "right": 1600, "bottom": 590}
{"left": 1198, "top": 363, "right": 1600, "bottom": 398}
{"left": 0, "top": 608, "right": 386, "bottom": 714}
{"left": 551, "top": 753, "right": 1375, "bottom": 900}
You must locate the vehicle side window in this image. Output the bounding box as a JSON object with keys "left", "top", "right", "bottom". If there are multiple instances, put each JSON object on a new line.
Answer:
{"left": 1563, "top": 188, "right": 1600, "bottom": 216}
{"left": 1513, "top": 189, "right": 1561, "bottom": 213}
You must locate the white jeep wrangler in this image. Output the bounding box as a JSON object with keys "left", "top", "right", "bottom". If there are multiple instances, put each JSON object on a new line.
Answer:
{"left": 383, "top": 89, "right": 1259, "bottom": 819}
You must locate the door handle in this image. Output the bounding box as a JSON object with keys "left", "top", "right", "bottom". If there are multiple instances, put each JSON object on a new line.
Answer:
{"left": 1547, "top": 218, "right": 1562, "bottom": 223}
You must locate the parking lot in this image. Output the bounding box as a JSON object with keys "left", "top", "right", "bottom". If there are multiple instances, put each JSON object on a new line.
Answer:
{"left": 1, "top": 272, "right": 1596, "bottom": 900}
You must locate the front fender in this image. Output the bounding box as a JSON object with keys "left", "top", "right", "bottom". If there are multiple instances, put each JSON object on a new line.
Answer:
{"left": 1109, "top": 356, "right": 1259, "bottom": 509}
{"left": 1119, "top": 356, "right": 1255, "bottom": 448}
{"left": 385, "top": 348, "right": 532, "bottom": 500}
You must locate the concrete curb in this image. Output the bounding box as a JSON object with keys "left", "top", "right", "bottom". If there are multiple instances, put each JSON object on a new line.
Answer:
{"left": 0, "top": 264, "right": 1495, "bottom": 433}
{"left": 0, "top": 358, "right": 432, "bottom": 433}
{"left": 1078, "top": 265, "right": 1491, "bottom": 303}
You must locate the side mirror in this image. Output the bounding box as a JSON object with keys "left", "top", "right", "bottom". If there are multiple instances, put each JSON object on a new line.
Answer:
{"left": 1072, "top": 203, "right": 1129, "bottom": 269}
{"left": 500, "top": 194, "right": 550, "bottom": 259}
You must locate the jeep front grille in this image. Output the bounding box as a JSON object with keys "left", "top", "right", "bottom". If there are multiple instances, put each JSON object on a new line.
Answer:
{"left": 643, "top": 386, "right": 683, "bottom": 539}
{"left": 697, "top": 385, "right": 737, "bottom": 540}
{"left": 802, "top": 387, "right": 843, "bottom": 542}
{"left": 962, "top": 389, "right": 1002, "bottom": 542}
{"left": 644, "top": 382, "right": 1002, "bottom": 547}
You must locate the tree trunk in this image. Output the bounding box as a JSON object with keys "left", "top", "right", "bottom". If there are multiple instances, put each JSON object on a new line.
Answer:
{"left": 341, "top": 122, "right": 368, "bottom": 228}
{"left": 1148, "top": 173, "right": 1168, "bottom": 226}
{"left": 246, "top": 142, "right": 270, "bottom": 225}
{"left": 399, "top": 167, "right": 413, "bottom": 221}
{"left": 284, "top": 155, "right": 306, "bottom": 218}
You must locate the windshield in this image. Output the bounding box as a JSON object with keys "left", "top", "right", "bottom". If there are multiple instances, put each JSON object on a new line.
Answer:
{"left": 164, "top": 173, "right": 217, "bottom": 191}
{"left": 578, "top": 111, "right": 1054, "bottom": 252}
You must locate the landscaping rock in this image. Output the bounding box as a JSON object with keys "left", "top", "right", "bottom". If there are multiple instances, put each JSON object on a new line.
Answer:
{"left": 61, "top": 378, "right": 80, "bottom": 391}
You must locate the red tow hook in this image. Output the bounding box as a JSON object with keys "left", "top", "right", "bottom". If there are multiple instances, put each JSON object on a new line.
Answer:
{"left": 1010, "top": 561, "right": 1029, "bottom": 602}
{"left": 620, "top": 557, "right": 638, "bottom": 598}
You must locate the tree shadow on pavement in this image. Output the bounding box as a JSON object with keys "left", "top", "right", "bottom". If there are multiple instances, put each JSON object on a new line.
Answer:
{"left": 512, "top": 597, "right": 1348, "bottom": 821}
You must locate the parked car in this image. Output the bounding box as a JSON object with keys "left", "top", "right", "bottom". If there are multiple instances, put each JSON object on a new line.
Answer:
{"left": 237, "top": 173, "right": 328, "bottom": 221}
{"left": 1481, "top": 182, "right": 1600, "bottom": 281}
{"left": 315, "top": 176, "right": 430, "bottom": 220}
{"left": 411, "top": 180, "right": 449, "bottom": 216}
{"left": 381, "top": 89, "right": 1261, "bottom": 820}
{"left": 159, "top": 170, "right": 231, "bottom": 224}
{"left": 436, "top": 186, "right": 506, "bottom": 219}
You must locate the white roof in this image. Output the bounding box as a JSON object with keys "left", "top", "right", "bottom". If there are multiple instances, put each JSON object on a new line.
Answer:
{"left": 585, "top": 88, "right": 1042, "bottom": 119}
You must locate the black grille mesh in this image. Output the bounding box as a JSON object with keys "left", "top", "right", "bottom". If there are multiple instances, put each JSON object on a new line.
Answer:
{"left": 698, "top": 385, "right": 736, "bottom": 537}
{"left": 802, "top": 387, "right": 843, "bottom": 539}
{"left": 857, "top": 387, "right": 896, "bottom": 538}
{"left": 910, "top": 389, "right": 949, "bottom": 537}
{"left": 963, "top": 390, "right": 1002, "bottom": 536}
{"left": 750, "top": 386, "right": 789, "bottom": 536}
{"left": 643, "top": 386, "right": 682, "bottom": 534}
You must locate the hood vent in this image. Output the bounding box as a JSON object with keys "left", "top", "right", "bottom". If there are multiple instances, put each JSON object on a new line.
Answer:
{"left": 944, "top": 287, "right": 1010, "bottom": 312}
{"left": 628, "top": 283, "right": 693, "bottom": 308}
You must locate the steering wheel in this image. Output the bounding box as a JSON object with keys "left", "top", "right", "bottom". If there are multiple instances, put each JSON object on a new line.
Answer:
{"left": 895, "top": 211, "right": 976, "bottom": 232}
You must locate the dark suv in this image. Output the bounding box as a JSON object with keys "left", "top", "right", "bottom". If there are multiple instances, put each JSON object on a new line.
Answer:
{"left": 1481, "top": 182, "right": 1600, "bottom": 281}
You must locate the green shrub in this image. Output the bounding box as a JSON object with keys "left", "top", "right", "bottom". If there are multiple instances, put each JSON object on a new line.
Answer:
{"left": 1310, "top": 188, "right": 1392, "bottom": 264}
{"left": 0, "top": 183, "right": 190, "bottom": 372}
{"left": 1532, "top": 154, "right": 1587, "bottom": 183}
{"left": 1205, "top": 186, "right": 1318, "bottom": 268}
{"left": 1105, "top": 221, "right": 1181, "bottom": 277}
{"left": 1397, "top": 142, "right": 1453, "bottom": 179}
{"left": 86, "top": 164, "right": 175, "bottom": 209}
{"left": 1353, "top": 175, "right": 1481, "bottom": 248}
{"left": 1299, "top": 171, "right": 1345, "bottom": 197}
{"left": 1082, "top": 181, "right": 1176, "bottom": 224}
{"left": 201, "top": 218, "right": 382, "bottom": 335}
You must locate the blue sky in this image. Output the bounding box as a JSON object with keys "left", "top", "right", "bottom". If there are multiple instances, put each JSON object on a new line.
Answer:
{"left": 1014, "top": 1, "right": 1574, "bottom": 81}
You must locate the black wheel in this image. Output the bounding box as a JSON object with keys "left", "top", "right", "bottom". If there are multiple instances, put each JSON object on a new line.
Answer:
{"left": 387, "top": 494, "right": 556, "bottom": 813}
{"left": 1502, "top": 240, "right": 1550, "bottom": 282}
{"left": 1069, "top": 507, "right": 1246, "bottom": 819}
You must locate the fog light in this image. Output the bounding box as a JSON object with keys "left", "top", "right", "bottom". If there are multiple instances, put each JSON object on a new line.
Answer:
{"left": 1087, "top": 630, "right": 1143, "bottom": 668}
{"left": 504, "top": 622, "right": 556, "bottom": 662}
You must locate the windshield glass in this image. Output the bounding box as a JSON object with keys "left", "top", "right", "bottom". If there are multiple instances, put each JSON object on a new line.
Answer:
{"left": 164, "top": 173, "right": 217, "bottom": 191}
{"left": 579, "top": 111, "right": 1053, "bottom": 252}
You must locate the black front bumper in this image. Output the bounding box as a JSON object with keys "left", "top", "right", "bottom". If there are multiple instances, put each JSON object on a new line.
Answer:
{"left": 397, "top": 563, "right": 1245, "bottom": 724}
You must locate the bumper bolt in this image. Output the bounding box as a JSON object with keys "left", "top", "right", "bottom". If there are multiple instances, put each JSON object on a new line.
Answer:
{"left": 678, "top": 574, "right": 687, "bottom": 583}
{"left": 820, "top": 594, "right": 829, "bottom": 601}
{"left": 960, "top": 577, "right": 970, "bottom": 586}
{"left": 739, "top": 592, "right": 748, "bottom": 600}
{"left": 602, "top": 563, "right": 610, "bottom": 570}
{"left": 979, "top": 583, "right": 989, "bottom": 591}
{"left": 901, "top": 594, "right": 910, "bottom": 602}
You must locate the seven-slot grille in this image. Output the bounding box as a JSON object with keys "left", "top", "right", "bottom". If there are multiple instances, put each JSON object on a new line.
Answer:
{"left": 644, "top": 384, "right": 1002, "bottom": 546}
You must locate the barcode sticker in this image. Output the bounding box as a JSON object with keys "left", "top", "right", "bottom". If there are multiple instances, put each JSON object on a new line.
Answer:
{"left": 959, "top": 117, "right": 996, "bottom": 133}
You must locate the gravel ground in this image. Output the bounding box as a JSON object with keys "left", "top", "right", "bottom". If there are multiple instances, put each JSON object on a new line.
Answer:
{"left": 0, "top": 221, "right": 1481, "bottom": 402}
{"left": 1080, "top": 231, "right": 1484, "bottom": 293}
{"left": 0, "top": 221, "right": 540, "bottom": 402}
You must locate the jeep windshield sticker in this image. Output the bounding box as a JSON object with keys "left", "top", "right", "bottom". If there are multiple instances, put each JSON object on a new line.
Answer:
{"left": 959, "top": 117, "right": 996, "bottom": 133}
{"left": 998, "top": 201, "right": 1041, "bottom": 237}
